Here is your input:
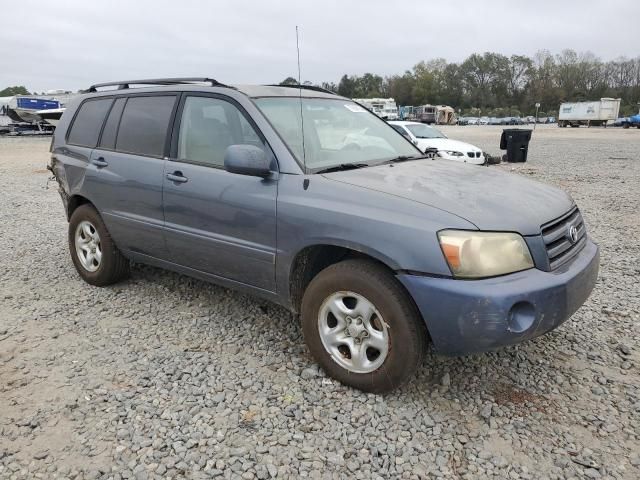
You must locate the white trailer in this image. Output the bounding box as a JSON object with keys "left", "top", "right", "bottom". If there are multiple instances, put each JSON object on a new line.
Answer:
{"left": 352, "top": 98, "right": 398, "bottom": 120}
{"left": 558, "top": 98, "right": 621, "bottom": 127}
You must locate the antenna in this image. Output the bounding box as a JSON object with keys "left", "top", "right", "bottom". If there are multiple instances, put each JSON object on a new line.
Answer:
{"left": 296, "top": 26, "right": 307, "bottom": 169}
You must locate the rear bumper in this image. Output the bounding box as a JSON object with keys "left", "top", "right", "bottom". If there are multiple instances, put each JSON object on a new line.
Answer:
{"left": 397, "top": 239, "right": 599, "bottom": 355}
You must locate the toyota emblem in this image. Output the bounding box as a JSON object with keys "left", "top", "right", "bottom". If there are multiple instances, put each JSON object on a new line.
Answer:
{"left": 568, "top": 225, "right": 579, "bottom": 244}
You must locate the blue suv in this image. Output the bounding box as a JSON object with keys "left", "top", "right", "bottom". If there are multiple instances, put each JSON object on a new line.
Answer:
{"left": 49, "top": 78, "right": 599, "bottom": 392}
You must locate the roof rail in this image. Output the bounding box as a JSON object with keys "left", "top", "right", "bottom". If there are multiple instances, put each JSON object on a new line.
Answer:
{"left": 84, "top": 78, "right": 232, "bottom": 93}
{"left": 267, "top": 84, "right": 338, "bottom": 95}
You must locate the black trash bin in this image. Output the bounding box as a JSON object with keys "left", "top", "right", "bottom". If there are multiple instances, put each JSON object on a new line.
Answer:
{"left": 500, "top": 128, "right": 532, "bottom": 162}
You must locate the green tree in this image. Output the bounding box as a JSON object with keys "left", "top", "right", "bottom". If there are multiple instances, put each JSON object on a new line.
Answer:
{"left": 386, "top": 72, "right": 415, "bottom": 105}
{"left": 337, "top": 74, "right": 356, "bottom": 97}
{"left": 279, "top": 77, "right": 299, "bottom": 86}
{"left": 0, "top": 86, "right": 30, "bottom": 96}
{"left": 460, "top": 53, "right": 501, "bottom": 108}
{"left": 411, "top": 60, "right": 439, "bottom": 105}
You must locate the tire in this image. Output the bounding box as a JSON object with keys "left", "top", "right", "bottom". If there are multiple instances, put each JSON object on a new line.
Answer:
{"left": 300, "top": 259, "right": 426, "bottom": 393}
{"left": 487, "top": 153, "right": 501, "bottom": 165}
{"left": 68, "top": 204, "right": 129, "bottom": 286}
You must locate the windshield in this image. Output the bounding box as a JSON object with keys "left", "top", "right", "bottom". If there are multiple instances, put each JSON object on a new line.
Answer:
{"left": 405, "top": 124, "right": 446, "bottom": 139}
{"left": 254, "top": 97, "right": 420, "bottom": 171}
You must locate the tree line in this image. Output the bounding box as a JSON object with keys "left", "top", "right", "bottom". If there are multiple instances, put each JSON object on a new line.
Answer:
{"left": 282, "top": 50, "right": 640, "bottom": 117}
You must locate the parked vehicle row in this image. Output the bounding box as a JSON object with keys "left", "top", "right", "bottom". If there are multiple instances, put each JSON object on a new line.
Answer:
{"left": 49, "top": 78, "right": 599, "bottom": 393}
{"left": 457, "top": 116, "right": 556, "bottom": 126}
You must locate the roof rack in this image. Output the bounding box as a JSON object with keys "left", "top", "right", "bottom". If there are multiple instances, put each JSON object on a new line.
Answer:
{"left": 267, "top": 84, "right": 338, "bottom": 95}
{"left": 85, "top": 78, "right": 232, "bottom": 93}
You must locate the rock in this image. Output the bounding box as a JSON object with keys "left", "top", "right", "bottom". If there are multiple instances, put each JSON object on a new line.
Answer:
{"left": 480, "top": 405, "right": 493, "bottom": 420}
{"left": 301, "top": 366, "right": 320, "bottom": 380}
{"left": 33, "top": 450, "right": 49, "bottom": 460}
{"left": 618, "top": 344, "right": 631, "bottom": 355}
{"left": 441, "top": 373, "right": 451, "bottom": 387}
{"left": 266, "top": 464, "right": 278, "bottom": 478}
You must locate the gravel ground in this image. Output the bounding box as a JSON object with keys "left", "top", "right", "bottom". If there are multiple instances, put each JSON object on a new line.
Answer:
{"left": 1, "top": 125, "right": 639, "bottom": 479}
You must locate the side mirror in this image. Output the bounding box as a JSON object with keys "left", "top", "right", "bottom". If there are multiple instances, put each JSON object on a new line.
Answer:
{"left": 224, "top": 144, "right": 271, "bottom": 177}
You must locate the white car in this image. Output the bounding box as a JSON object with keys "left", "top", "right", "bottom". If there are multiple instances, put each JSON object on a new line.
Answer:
{"left": 389, "top": 121, "right": 485, "bottom": 165}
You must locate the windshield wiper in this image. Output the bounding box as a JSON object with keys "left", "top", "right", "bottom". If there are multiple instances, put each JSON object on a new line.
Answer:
{"left": 315, "top": 163, "right": 369, "bottom": 174}
{"left": 383, "top": 155, "right": 426, "bottom": 164}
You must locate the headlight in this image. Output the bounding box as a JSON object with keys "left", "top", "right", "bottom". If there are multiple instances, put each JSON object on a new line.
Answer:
{"left": 438, "top": 230, "right": 534, "bottom": 279}
{"left": 441, "top": 150, "right": 464, "bottom": 157}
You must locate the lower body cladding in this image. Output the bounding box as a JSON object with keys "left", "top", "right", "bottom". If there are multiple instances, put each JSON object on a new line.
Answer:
{"left": 398, "top": 239, "right": 599, "bottom": 355}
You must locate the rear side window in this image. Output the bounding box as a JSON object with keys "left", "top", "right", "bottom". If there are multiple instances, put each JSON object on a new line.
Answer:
{"left": 99, "top": 97, "right": 126, "bottom": 150}
{"left": 115, "top": 96, "right": 176, "bottom": 157}
{"left": 67, "top": 98, "right": 113, "bottom": 147}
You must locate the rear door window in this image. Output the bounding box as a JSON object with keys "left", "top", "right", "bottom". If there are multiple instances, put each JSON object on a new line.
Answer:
{"left": 99, "top": 97, "right": 126, "bottom": 150}
{"left": 115, "top": 96, "right": 176, "bottom": 157}
{"left": 67, "top": 98, "right": 113, "bottom": 147}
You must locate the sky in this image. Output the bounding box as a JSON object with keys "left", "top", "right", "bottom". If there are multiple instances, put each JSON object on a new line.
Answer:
{"left": 2, "top": 0, "right": 639, "bottom": 93}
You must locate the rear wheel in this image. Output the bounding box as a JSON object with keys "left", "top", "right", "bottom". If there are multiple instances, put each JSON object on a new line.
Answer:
{"left": 301, "top": 259, "right": 426, "bottom": 393}
{"left": 68, "top": 204, "right": 129, "bottom": 286}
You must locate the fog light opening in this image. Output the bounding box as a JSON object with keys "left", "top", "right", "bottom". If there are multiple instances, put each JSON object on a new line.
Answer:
{"left": 508, "top": 302, "right": 536, "bottom": 333}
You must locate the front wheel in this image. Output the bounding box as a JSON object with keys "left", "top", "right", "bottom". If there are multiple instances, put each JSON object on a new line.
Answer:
{"left": 301, "top": 259, "right": 426, "bottom": 393}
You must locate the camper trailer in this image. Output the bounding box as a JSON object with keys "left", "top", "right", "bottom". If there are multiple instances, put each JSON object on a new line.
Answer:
{"left": 435, "top": 105, "right": 457, "bottom": 125}
{"left": 414, "top": 104, "right": 437, "bottom": 124}
{"left": 353, "top": 98, "right": 399, "bottom": 120}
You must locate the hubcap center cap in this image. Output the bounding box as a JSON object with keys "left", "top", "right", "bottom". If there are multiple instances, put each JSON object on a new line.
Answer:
{"left": 346, "top": 316, "right": 366, "bottom": 338}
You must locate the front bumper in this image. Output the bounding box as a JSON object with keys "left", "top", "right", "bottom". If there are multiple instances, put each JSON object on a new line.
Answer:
{"left": 439, "top": 152, "right": 485, "bottom": 165}
{"left": 397, "top": 239, "right": 599, "bottom": 355}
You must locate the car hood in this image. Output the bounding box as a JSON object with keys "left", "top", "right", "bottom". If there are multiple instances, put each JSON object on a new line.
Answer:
{"left": 322, "top": 160, "right": 574, "bottom": 235}
{"left": 416, "top": 138, "right": 480, "bottom": 153}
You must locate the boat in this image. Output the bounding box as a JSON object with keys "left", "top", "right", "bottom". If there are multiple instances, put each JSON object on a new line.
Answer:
{"left": 36, "top": 108, "right": 65, "bottom": 127}
{"left": 6, "top": 97, "right": 61, "bottom": 124}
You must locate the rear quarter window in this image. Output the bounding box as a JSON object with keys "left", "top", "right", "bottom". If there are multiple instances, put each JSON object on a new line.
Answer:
{"left": 67, "top": 98, "right": 113, "bottom": 147}
{"left": 99, "top": 97, "right": 127, "bottom": 150}
{"left": 115, "top": 96, "right": 176, "bottom": 157}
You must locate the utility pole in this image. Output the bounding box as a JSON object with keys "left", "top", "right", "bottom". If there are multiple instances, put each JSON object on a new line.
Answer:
{"left": 534, "top": 103, "right": 540, "bottom": 130}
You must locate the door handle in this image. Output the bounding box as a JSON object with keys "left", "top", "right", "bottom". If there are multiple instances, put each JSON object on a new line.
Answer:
{"left": 92, "top": 157, "right": 108, "bottom": 168}
{"left": 166, "top": 171, "right": 188, "bottom": 183}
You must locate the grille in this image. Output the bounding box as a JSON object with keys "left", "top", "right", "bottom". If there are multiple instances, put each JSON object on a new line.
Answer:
{"left": 467, "top": 151, "right": 481, "bottom": 158}
{"left": 467, "top": 152, "right": 474, "bottom": 158}
{"left": 476, "top": 152, "right": 481, "bottom": 158}
{"left": 541, "top": 207, "right": 587, "bottom": 270}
